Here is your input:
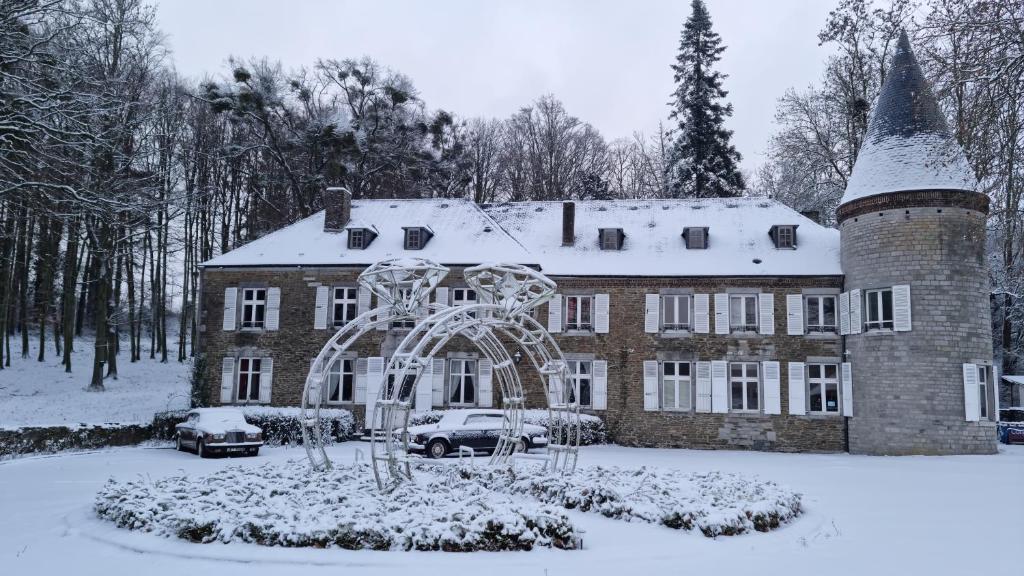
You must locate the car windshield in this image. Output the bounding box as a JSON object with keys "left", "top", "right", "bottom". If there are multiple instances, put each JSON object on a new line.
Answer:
{"left": 464, "top": 414, "right": 502, "bottom": 425}
{"left": 198, "top": 411, "right": 248, "bottom": 426}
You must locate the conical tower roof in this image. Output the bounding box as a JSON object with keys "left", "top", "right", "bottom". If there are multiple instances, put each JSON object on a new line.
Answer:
{"left": 840, "top": 31, "right": 976, "bottom": 206}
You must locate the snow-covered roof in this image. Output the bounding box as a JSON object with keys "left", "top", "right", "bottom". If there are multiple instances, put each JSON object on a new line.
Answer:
{"left": 485, "top": 198, "right": 841, "bottom": 277}
{"left": 1003, "top": 375, "right": 1024, "bottom": 386}
{"left": 201, "top": 199, "right": 531, "bottom": 267}
{"left": 841, "top": 31, "right": 976, "bottom": 205}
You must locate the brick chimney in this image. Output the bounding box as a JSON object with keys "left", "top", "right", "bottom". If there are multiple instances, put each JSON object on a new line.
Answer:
{"left": 324, "top": 187, "right": 351, "bottom": 232}
{"left": 561, "top": 201, "right": 575, "bottom": 246}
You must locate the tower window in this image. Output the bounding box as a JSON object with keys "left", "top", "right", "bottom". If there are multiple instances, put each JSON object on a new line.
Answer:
{"left": 864, "top": 288, "right": 894, "bottom": 330}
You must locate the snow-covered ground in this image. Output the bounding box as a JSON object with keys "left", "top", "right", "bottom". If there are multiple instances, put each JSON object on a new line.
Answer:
{"left": 0, "top": 336, "right": 190, "bottom": 429}
{"left": 1, "top": 443, "right": 1020, "bottom": 575}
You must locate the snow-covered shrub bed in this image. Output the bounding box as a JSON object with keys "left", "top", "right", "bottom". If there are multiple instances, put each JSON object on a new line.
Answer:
{"left": 94, "top": 461, "right": 579, "bottom": 551}
{"left": 461, "top": 465, "right": 802, "bottom": 537}
{"left": 408, "top": 409, "right": 608, "bottom": 445}
{"left": 152, "top": 406, "right": 356, "bottom": 445}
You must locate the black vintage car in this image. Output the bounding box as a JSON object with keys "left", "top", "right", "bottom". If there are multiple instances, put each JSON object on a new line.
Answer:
{"left": 403, "top": 409, "right": 549, "bottom": 458}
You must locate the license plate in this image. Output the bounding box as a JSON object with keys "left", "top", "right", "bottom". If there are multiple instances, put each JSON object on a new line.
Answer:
{"left": 227, "top": 447, "right": 245, "bottom": 453}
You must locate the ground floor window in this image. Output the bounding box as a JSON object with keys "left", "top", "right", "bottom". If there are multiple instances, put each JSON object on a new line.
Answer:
{"left": 808, "top": 363, "right": 839, "bottom": 413}
{"left": 730, "top": 362, "right": 759, "bottom": 411}
{"left": 327, "top": 358, "right": 355, "bottom": 403}
{"left": 237, "top": 357, "right": 261, "bottom": 402}
{"left": 449, "top": 359, "right": 477, "bottom": 406}
{"left": 662, "top": 361, "right": 691, "bottom": 410}
{"left": 978, "top": 365, "right": 989, "bottom": 419}
{"left": 567, "top": 360, "right": 592, "bottom": 407}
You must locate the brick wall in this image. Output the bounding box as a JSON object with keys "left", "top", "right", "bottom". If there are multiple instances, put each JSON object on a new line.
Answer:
{"left": 200, "top": 265, "right": 847, "bottom": 452}
{"left": 841, "top": 204, "right": 997, "bottom": 455}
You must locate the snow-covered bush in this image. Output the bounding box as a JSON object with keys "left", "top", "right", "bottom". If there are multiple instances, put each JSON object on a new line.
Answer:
{"left": 408, "top": 409, "right": 608, "bottom": 445}
{"left": 95, "top": 461, "right": 579, "bottom": 551}
{"left": 461, "top": 465, "right": 802, "bottom": 537}
{"left": 151, "top": 406, "right": 355, "bottom": 446}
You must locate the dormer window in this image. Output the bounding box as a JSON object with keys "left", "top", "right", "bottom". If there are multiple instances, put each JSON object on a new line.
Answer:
{"left": 403, "top": 226, "right": 434, "bottom": 250}
{"left": 770, "top": 225, "right": 798, "bottom": 249}
{"left": 599, "top": 228, "right": 624, "bottom": 251}
{"left": 347, "top": 227, "right": 377, "bottom": 250}
{"left": 682, "top": 227, "right": 708, "bottom": 249}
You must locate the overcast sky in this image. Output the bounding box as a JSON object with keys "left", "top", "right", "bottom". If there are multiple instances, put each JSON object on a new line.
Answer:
{"left": 155, "top": 0, "right": 840, "bottom": 173}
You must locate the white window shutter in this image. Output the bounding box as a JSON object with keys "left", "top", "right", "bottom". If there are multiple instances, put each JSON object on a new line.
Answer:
{"left": 711, "top": 360, "right": 728, "bottom": 413}
{"left": 477, "top": 358, "right": 494, "bottom": 407}
{"left": 762, "top": 361, "right": 781, "bottom": 414}
{"left": 415, "top": 360, "right": 433, "bottom": 413}
{"left": 220, "top": 357, "right": 235, "bottom": 403}
{"left": 962, "top": 363, "right": 980, "bottom": 422}
{"left": 431, "top": 358, "right": 446, "bottom": 407}
{"left": 893, "top": 284, "right": 912, "bottom": 331}
{"left": 547, "top": 360, "right": 565, "bottom": 406}
{"left": 259, "top": 358, "right": 273, "bottom": 404}
{"left": 786, "top": 294, "right": 804, "bottom": 335}
{"left": 314, "top": 286, "right": 329, "bottom": 329}
{"left": 307, "top": 357, "right": 324, "bottom": 405}
{"left": 365, "top": 357, "right": 385, "bottom": 429}
{"left": 849, "top": 289, "right": 862, "bottom": 335}
{"left": 265, "top": 287, "right": 281, "bottom": 331}
{"left": 434, "top": 286, "right": 449, "bottom": 308}
{"left": 357, "top": 286, "right": 372, "bottom": 316}
{"left": 354, "top": 358, "right": 367, "bottom": 404}
{"left": 693, "top": 294, "right": 710, "bottom": 333}
{"left": 695, "top": 361, "right": 712, "bottom": 413}
{"left": 592, "top": 360, "right": 608, "bottom": 410}
{"left": 841, "top": 362, "right": 854, "bottom": 416}
{"left": 643, "top": 360, "right": 659, "bottom": 411}
{"left": 594, "top": 294, "right": 610, "bottom": 334}
{"left": 759, "top": 293, "right": 775, "bottom": 335}
{"left": 714, "top": 293, "right": 730, "bottom": 334}
{"left": 222, "top": 288, "right": 237, "bottom": 331}
{"left": 548, "top": 294, "right": 563, "bottom": 333}
{"left": 644, "top": 294, "right": 660, "bottom": 333}
{"left": 839, "top": 291, "right": 850, "bottom": 335}
{"left": 788, "top": 362, "right": 806, "bottom": 415}
{"left": 992, "top": 364, "right": 1000, "bottom": 418}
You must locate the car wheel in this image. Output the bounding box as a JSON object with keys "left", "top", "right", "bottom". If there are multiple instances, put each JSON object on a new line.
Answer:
{"left": 197, "top": 439, "right": 209, "bottom": 458}
{"left": 426, "top": 439, "right": 448, "bottom": 459}
{"left": 515, "top": 437, "right": 530, "bottom": 453}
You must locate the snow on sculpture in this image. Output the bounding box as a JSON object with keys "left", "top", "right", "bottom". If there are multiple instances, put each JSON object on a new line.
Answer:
{"left": 300, "top": 259, "right": 580, "bottom": 490}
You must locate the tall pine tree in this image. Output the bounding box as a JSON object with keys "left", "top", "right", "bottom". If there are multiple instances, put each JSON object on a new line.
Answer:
{"left": 667, "top": 0, "right": 745, "bottom": 198}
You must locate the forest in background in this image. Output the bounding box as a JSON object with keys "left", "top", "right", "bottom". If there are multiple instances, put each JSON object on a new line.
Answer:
{"left": 1, "top": 0, "right": 1020, "bottom": 388}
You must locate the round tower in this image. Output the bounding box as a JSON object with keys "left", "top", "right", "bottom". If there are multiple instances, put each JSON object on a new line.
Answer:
{"left": 838, "top": 32, "right": 995, "bottom": 455}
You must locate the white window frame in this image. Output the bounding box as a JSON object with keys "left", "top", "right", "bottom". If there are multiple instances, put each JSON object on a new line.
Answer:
{"left": 326, "top": 357, "right": 356, "bottom": 404}
{"left": 405, "top": 228, "right": 423, "bottom": 250}
{"left": 567, "top": 359, "right": 593, "bottom": 408}
{"left": 776, "top": 226, "right": 795, "bottom": 248}
{"left": 448, "top": 358, "right": 477, "bottom": 407}
{"left": 236, "top": 357, "right": 262, "bottom": 402}
{"left": 729, "top": 362, "right": 760, "bottom": 412}
{"left": 331, "top": 286, "right": 358, "bottom": 328}
{"left": 391, "top": 288, "right": 416, "bottom": 329}
{"left": 565, "top": 295, "right": 594, "bottom": 332}
{"left": 661, "top": 361, "right": 691, "bottom": 411}
{"left": 453, "top": 287, "right": 477, "bottom": 307}
{"left": 348, "top": 228, "right": 365, "bottom": 249}
{"left": 729, "top": 294, "right": 759, "bottom": 333}
{"left": 600, "top": 229, "right": 620, "bottom": 250}
{"left": 661, "top": 295, "right": 691, "bottom": 332}
{"left": 805, "top": 295, "right": 838, "bottom": 334}
{"left": 240, "top": 288, "right": 267, "bottom": 329}
{"left": 978, "top": 365, "right": 988, "bottom": 420}
{"left": 807, "top": 363, "right": 840, "bottom": 414}
{"left": 865, "top": 288, "right": 894, "bottom": 330}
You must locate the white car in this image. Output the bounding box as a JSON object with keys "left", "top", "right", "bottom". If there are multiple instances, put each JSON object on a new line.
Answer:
{"left": 404, "top": 409, "right": 549, "bottom": 459}
{"left": 174, "top": 408, "right": 263, "bottom": 458}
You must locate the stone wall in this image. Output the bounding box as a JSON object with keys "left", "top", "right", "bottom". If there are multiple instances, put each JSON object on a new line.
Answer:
{"left": 200, "top": 265, "right": 847, "bottom": 452}
{"left": 841, "top": 204, "right": 997, "bottom": 455}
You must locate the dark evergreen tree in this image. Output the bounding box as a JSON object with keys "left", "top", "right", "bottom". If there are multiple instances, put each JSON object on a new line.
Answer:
{"left": 667, "top": 0, "right": 745, "bottom": 198}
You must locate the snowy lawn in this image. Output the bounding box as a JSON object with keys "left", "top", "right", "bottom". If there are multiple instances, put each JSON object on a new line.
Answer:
{"left": 1, "top": 444, "right": 1021, "bottom": 575}
{"left": 0, "top": 337, "right": 190, "bottom": 429}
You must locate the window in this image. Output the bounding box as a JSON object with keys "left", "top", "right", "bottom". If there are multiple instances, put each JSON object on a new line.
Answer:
{"left": 406, "top": 228, "right": 422, "bottom": 249}
{"left": 661, "top": 361, "right": 691, "bottom": 410}
{"left": 327, "top": 358, "right": 355, "bottom": 403}
{"left": 599, "top": 228, "right": 623, "bottom": 250}
{"left": 865, "top": 288, "right": 894, "bottom": 330}
{"left": 391, "top": 288, "right": 416, "bottom": 329}
{"left": 567, "top": 360, "right": 593, "bottom": 408}
{"left": 807, "top": 364, "right": 839, "bottom": 413}
{"left": 776, "top": 226, "right": 795, "bottom": 248}
{"left": 465, "top": 413, "right": 502, "bottom": 425}
{"left": 978, "top": 366, "right": 988, "bottom": 419}
{"left": 805, "top": 295, "right": 837, "bottom": 333}
{"left": 729, "top": 362, "right": 759, "bottom": 411}
{"left": 449, "top": 359, "right": 477, "bottom": 406}
{"left": 332, "top": 287, "right": 358, "bottom": 327}
{"left": 683, "top": 227, "right": 707, "bottom": 249}
{"left": 729, "top": 295, "right": 758, "bottom": 332}
{"left": 565, "top": 295, "right": 593, "bottom": 331}
{"left": 236, "top": 357, "right": 262, "bottom": 402}
{"left": 348, "top": 228, "right": 365, "bottom": 249}
{"left": 661, "top": 295, "right": 691, "bottom": 331}
{"left": 240, "top": 288, "right": 266, "bottom": 329}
